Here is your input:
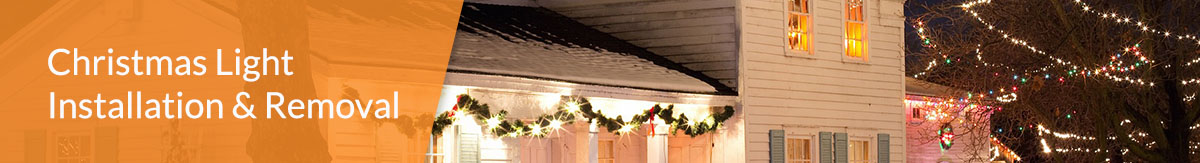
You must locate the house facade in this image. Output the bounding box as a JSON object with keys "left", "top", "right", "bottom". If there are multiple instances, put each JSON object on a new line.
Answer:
{"left": 904, "top": 78, "right": 995, "bottom": 163}
{"left": 435, "top": 0, "right": 909, "bottom": 162}
{"left": 1, "top": 0, "right": 916, "bottom": 162}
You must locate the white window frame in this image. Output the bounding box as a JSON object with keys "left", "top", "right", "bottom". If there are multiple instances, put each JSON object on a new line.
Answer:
{"left": 53, "top": 131, "right": 93, "bottom": 163}
{"left": 786, "top": 135, "right": 815, "bottom": 163}
{"left": 427, "top": 134, "right": 446, "bottom": 163}
{"left": 841, "top": 0, "right": 869, "bottom": 63}
{"left": 784, "top": 0, "right": 815, "bottom": 57}
{"left": 847, "top": 139, "right": 871, "bottom": 163}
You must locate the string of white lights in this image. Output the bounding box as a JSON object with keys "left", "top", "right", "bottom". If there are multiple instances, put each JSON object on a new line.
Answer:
{"left": 991, "top": 137, "right": 1023, "bottom": 161}
{"left": 1063, "top": 0, "right": 1200, "bottom": 87}
{"left": 1068, "top": 0, "right": 1200, "bottom": 47}
{"left": 1039, "top": 138, "right": 1108, "bottom": 154}
{"left": 1183, "top": 78, "right": 1199, "bottom": 85}
{"left": 961, "top": 0, "right": 1157, "bottom": 86}
{"left": 1186, "top": 57, "right": 1200, "bottom": 67}
{"left": 1037, "top": 124, "right": 1097, "bottom": 140}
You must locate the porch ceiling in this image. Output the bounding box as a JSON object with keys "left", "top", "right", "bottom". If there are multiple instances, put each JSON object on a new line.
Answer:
{"left": 539, "top": 0, "right": 740, "bottom": 89}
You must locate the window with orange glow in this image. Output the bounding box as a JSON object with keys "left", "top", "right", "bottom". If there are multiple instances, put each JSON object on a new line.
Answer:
{"left": 787, "top": 0, "right": 811, "bottom": 53}
{"left": 787, "top": 138, "right": 813, "bottom": 163}
{"left": 849, "top": 140, "right": 870, "bottom": 163}
{"left": 845, "top": 0, "right": 867, "bottom": 59}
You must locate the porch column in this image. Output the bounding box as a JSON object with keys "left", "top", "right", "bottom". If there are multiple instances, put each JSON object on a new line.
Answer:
{"left": 647, "top": 122, "right": 669, "bottom": 163}
{"left": 588, "top": 121, "right": 599, "bottom": 163}
{"left": 576, "top": 121, "right": 599, "bottom": 163}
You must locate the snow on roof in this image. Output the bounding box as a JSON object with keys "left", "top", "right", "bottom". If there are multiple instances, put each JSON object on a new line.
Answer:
{"left": 448, "top": 3, "right": 734, "bottom": 94}
{"left": 905, "top": 77, "right": 964, "bottom": 97}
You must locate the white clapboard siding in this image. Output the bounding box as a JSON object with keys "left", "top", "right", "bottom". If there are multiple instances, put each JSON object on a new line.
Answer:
{"left": 328, "top": 119, "right": 379, "bottom": 163}
{"left": 739, "top": 0, "right": 907, "bottom": 162}
{"left": 545, "top": 0, "right": 740, "bottom": 89}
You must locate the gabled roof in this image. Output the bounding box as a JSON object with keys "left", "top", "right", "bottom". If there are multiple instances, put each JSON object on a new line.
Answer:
{"left": 449, "top": 3, "right": 735, "bottom": 95}
{"left": 905, "top": 77, "right": 964, "bottom": 97}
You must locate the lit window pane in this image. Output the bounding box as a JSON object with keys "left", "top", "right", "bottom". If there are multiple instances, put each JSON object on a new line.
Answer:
{"left": 844, "top": 0, "right": 866, "bottom": 59}
{"left": 56, "top": 135, "right": 92, "bottom": 163}
{"left": 787, "top": 138, "right": 812, "bottom": 163}
{"left": 849, "top": 140, "right": 869, "bottom": 163}
{"left": 787, "top": 0, "right": 811, "bottom": 53}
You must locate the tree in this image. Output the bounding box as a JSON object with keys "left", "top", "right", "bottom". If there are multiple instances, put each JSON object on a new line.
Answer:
{"left": 239, "top": 0, "right": 333, "bottom": 162}
{"left": 908, "top": 0, "right": 1200, "bottom": 162}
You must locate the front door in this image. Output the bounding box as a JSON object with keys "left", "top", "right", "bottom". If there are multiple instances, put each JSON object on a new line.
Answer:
{"left": 668, "top": 134, "right": 711, "bottom": 163}
{"left": 520, "top": 138, "right": 551, "bottom": 162}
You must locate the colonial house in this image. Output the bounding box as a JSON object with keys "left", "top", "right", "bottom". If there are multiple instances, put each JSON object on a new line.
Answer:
{"left": 432, "top": 0, "right": 909, "bottom": 162}
{"left": 423, "top": 2, "right": 739, "bottom": 163}
{"left": 0, "top": 0, "right": 919, "bottom": 162}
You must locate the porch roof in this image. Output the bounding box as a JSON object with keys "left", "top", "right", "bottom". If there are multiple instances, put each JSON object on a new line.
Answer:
{"left": 448, "top": 2, "right": 735, "bottom": 95}
{"left": 905, "top": 77, "right": 965, "bottom": 97}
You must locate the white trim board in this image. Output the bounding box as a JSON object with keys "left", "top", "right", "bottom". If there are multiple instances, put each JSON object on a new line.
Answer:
{"left": 443, "top": 72, "right": 737, "bottom": 106}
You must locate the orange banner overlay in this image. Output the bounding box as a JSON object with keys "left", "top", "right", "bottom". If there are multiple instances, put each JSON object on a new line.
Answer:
{"left": 0, "top": 0, "right": 463, "bottom": 162}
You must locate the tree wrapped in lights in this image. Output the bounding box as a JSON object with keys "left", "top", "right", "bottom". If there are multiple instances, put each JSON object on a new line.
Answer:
{"left": 910, "top": 0, "right": 1200, "bottom": 162}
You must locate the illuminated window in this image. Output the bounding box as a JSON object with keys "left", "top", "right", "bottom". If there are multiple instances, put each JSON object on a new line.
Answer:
{"left": 599, "top": 140, "right": 615, "bottom": 163}
{"left": 787, "top": 138, "right": 812, "bottom": 163}
{"left": 56, "top": 135, "right": 92, "bottom": 163}
{"left": 787, "top": 0, "right": 812, "bottom": 53}
{"left": 844, "top": 0, "right": 867, "bottom": 59}
{"left": 848, "top": 140, "right": 870, "bottom": 163}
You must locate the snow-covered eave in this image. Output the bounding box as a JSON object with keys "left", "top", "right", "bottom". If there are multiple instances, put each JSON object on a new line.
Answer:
{"left": 442, "top": 71, "right": 738, "bottom": 107}
{"left": 905, "top": 77, "right": 965, "bottom": 97}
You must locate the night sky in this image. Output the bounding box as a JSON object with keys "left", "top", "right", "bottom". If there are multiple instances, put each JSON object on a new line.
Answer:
{"left": 903, "top": 0, "right": 953, "bottom": 70}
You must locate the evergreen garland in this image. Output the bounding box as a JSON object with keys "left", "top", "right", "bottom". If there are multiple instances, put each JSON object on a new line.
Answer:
{"left": 431, "top": 94, "right": 736, "bottom": 138}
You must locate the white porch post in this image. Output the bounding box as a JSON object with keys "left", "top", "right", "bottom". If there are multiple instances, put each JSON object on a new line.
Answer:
{"left": 647, "top": 122, "right": 669, "bottom": 163}
{"left": 576, "top": 121, "right": 599, "bottom": 163}
{"left": 588, "top": 121, "right": 599, "bottom": 163}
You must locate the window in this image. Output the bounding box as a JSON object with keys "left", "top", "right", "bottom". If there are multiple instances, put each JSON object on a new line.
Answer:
{"left": 844, "top": 0, "right": 867, "bottom": 60}
{"left": 848, "top": 140, "right": 869, "bottom": 163}
{"left": 787, "top": 0, "right": 812, "bottom": 53}
{"left": 56, "top": 135, "right": 92, "bottom": 163}
{"left": 428, "top": 135, "right": 444, "bottom": 163}
{"left": 912, "top": 107, "right": 922, "bottom": 119}
{"left": 787, "top": 138, "right": 812, "bottom": 163}
{"left": 599, "top": 140, "right": 615, "bottom": 163}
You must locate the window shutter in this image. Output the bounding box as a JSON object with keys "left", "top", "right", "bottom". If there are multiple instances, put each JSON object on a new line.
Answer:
{"left": 819, "top": 132, "right": 832, "bottom": 163}
{"left": 457, "top": 131, "right": 480, "bottom": 163}
{"left": 769, "top": 130, "right": 785, "bottom": 163}
{"left": 877, "top": 133, "right": 890, "bottom": 163}
{"left": 24, "top": 130, "right": 46, "bottom": 163}
{"left": 834, "top": 133, "right": 848, "bottom": 163}
{"left": 95, "top": 127, "right": 118, "bottom": 163}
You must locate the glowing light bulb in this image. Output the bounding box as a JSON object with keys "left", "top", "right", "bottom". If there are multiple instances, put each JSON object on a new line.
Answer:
{"left": 564, "top": 101, "right": 582, "bottom": 113}
{"left": 485, "top": 117, "right": 501, "bottom": 129}
{"left": 548, "top": 119, "right": 565, "bottom": 130}
{"left": 530, "top": 124, "right": 544, "bottom": 136}
{"left": 617, "top": 124, "right": 636, "bottom": 134}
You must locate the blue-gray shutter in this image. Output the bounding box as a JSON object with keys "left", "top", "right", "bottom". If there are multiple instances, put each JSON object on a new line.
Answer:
{"left": 819, "top": 132, "right": 833, "bottom": 163}
{"left": 24, "top": 130, "right": 46, "bottom": 163}
{"left": 457, "top": 131, "right": 480, "bottom": 163}
{"left": 769, "top": 130, "right": 786, "bottom": 163}
{"left": 834, "top": 133, "right": 848, "bottom": 163}
{"left": 877, "top": 133, "right": 890, "bottom": 163}
{"left": 95, "top": 127, "right": 118, "bottom": 163}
